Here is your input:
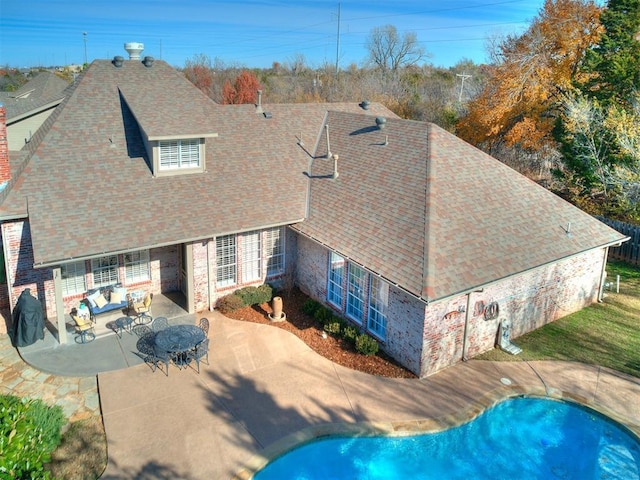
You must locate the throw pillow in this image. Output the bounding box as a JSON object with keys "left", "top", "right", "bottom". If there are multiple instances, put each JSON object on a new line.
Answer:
{"left": 110, "top": 291, "right": 122, "bottom": 304}
{"left": 114, "top": 286, "right": 127, "bottom": 302}
{"left": 94, "top": 294, "right": 108, "bottom": 309}
{"left": 87, "top": 290, "right": 101, "bottom": 308}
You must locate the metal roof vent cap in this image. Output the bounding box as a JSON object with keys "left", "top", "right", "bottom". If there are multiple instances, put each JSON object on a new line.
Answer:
{"left": 142, "top": 56, "right": 154, "bottom": 67}
{"left": 124, "top": 42, "right": 144, "bottom": 60}
{"left": 375, "top": 116, "right": 387, "bottom": 129}
{"left": 360, "top": 100, "right": 370, "bottom": 110}
{"left": 112, "top": 56, "right": 124, "bottom": 68}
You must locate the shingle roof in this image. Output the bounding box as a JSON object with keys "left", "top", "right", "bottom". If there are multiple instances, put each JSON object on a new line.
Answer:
{"left": 0, "top": 71, "right": 69, "bottom": 122}
{"left": 0, "top": 59, "right": 392, "bottom": 267}
{"left": 291, "top": 112, "right": 628, "bottom": 302}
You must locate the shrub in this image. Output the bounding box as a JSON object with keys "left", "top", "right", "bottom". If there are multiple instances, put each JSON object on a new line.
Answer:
{"left": 234, "top": 285, "right": 273, "bottom": 306}
{"left": 0, "top": 395, "right": 65, "bottom": 480}
{"left": 324, "top": 319, "right": 342, "bottom": 335}
{"left": 342, "top": 325, "right": 358, "bottom": 344}
{"left": 256, "top": 284, "right": 273, "bottom": 304}
{"left": 355, "top": 334, "right": 379, "bottom": 356}
{"left": 313, "top": 306, "right": 332, "bottom": 324}
{"left": 301, "top": 299, "right": 321, "bottom": 316}
{"left": 216, "top": 294, "right": 244, "bottom": 314}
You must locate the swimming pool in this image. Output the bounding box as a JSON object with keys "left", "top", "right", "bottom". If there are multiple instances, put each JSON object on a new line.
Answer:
{"left": 253, "top": 397, "right": 640, "bottom": 479}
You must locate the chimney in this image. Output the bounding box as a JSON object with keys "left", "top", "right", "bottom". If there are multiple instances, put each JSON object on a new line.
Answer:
{"left": 0, "top": 104, "right": 10, "bottom": 184}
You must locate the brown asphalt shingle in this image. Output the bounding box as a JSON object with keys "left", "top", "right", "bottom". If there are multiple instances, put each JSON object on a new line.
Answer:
{"left": 0, "top": 59, "right": 391, "bottom": 267}
{"left": 292, "top": 112, "right": 627, "bottom": 302}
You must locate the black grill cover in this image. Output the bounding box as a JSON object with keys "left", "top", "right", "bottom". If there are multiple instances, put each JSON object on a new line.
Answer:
{"left": 12, "top": 288, "right": 45, "bottom": 347}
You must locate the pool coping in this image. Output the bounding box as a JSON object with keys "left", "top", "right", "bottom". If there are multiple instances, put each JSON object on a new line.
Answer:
{"left": 233, "top": 384, "right": 640, "bottom": 479}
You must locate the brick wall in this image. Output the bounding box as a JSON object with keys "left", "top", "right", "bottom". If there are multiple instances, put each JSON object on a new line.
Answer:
{"left": 191, "top": 227, "right": 296, "bottom": 311}
{"left": 192, "top": 240, "right": 210, "bottom": 311}
{"left": 0, "top": 221, "right": 181, "bottom": 336}
{"left": 419, "top": 248, "right": 606, "bottom": 377}
{"left": 295, "top": 231, "right": 607, "bottom": 378}
{"left": 1, "top": 221, "right": 52, "bottom": 333}
{"left": 294, "top": 234, "right": 427, "bottom": 376}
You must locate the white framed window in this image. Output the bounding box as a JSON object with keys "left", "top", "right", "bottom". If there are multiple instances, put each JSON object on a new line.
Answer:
{"left": 61, "top": 261, "right": 86, "bottom": 296}
{"left": 327, "top": 252, "right": 344, "bottom": 308}
{"left": 241, "top": 231, "right": 261, "bottom": 283}
{"left": 124, "top": 250, "right": 150, "bottom": 283}
{"left": 216, "top": 234, "right": 236, "bottom": 287}
{"left": 159, "top": 139, "right": 200, "bottom": 170}
{"left": 368, "top": 277, "right": 388, "bottom": 339}
{"left": 346, "top": 263, "right": 366, "bottom": 323}
{"left": 265, "top": 227, "right": 285, "bottom": 276}
{"left": 92, "top": 255, "right": 119, "bottom": 287}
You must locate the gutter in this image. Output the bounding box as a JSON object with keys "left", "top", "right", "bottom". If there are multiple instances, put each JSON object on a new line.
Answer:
{"left": 33, "top": 219, "right": 304, "bottom": 269}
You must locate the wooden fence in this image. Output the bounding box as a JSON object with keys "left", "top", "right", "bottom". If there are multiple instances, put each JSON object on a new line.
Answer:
{"left": 596, "top": 216, "right": 640, "bottom": 265}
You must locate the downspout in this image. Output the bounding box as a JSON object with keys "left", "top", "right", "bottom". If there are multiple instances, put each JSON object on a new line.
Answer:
{"left": 597, "top": 246, "right": 609, "bottom": 303}
{"left": 207, "top": 240, "right": 213, "bottom": 310}
{"left": 462, "top": 288, "right": 483, "bottom": 361}
{"left": 461, "top": 292, "right": 473, "bottom": 361}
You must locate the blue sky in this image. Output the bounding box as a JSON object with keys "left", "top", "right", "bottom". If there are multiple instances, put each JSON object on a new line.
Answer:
{"left": 1, "top": 0, "right": 546, "bottom": 69}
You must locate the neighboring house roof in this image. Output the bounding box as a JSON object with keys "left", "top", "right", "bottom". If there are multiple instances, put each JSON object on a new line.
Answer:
{"left": 291, "top": 111, "right": 628, "bottom": 302}
{"left": 0, "top": 59, "right": 391, "bottom": 267}
{"left": 0, "top": 71, "right": 69, "bottom": 123}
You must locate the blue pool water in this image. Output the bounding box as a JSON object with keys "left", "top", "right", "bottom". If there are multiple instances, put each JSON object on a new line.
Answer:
{"left": 254, "top": 397, "right": 640, "bottom": 479}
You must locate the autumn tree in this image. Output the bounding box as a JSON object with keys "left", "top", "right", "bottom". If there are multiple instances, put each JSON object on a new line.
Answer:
{"left": 183, "top": 53, "right": 215, "bottom": 97}
{"left": 365, "top": 25, "right": 426, "bottom": 74}
{"left": 457, "top": 0, "right": 603, "bottom": 173}
{"left": 221, "top": 70, "right": 262, "bottom": 104}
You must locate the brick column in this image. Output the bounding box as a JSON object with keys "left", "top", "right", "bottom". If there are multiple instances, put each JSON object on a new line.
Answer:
{"left": 0, "top": 104, "right": 10, "bottom": 183}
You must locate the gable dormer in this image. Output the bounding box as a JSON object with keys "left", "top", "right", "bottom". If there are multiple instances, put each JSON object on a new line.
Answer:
{"left": 144, "top": 133, "right": 216, "bottom": 177}
{"left": 117, "top": 65, "right": 218, "bottom": 177}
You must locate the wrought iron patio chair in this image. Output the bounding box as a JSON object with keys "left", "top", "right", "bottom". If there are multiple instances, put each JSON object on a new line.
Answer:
{"left": 70, "top": 309, "right": 96, "bottom": 344}
{"left": 152, "top": 316, "right": 169, "bottom": 332}
{"left": 132, "top": 324, "right": 152, "bottom": 338}
{"left": 129, "top": 292, "right": 153, "bottom": 324}
{"left": 136, "top": 333, "right": 170, "bottom": 376}
{"left": 150, "top": 345, "right": 172, "bottom": 376}
{"left": 187, "top": 338, "right": 210, "bottom": 374}
{"left": 198, "top": 317, "right": 210, "bottom": 337}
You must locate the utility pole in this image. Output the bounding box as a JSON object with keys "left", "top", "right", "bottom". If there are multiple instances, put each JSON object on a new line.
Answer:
{"left": 456, "top": 73, "right": 472, "bottom": 102}
{"left": 335, "top": 2, "right": 341, "bottom": 76}
{"left": 83, "top": 32, "right": 88, "bottom": 66}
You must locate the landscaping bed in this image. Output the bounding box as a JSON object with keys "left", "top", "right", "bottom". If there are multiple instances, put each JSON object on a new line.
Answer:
{"left": 224, "top": 288, "right": 416, "bottom": 379}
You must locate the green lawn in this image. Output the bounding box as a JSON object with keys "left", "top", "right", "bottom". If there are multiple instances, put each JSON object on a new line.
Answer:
{"left": 476, "top": 260, "right": 640, "bottom": 378}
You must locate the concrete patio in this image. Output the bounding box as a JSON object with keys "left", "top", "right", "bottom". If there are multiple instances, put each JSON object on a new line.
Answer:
{"left": 4, "top": 300, "right": 640, "bottom": 479}
{"left": 17, "top": 292, "right": 192, "bottom": 376}
{"left": 95, "top": 313, "right": 640, "bottom": 480}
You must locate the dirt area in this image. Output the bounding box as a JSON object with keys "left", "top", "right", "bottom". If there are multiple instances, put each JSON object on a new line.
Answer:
{"left": 224, "top": 288, "right": 416, "bottom": 379}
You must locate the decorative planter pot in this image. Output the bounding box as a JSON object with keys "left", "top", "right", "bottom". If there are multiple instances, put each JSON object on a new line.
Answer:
{"left": 268, "top": 296, "right": 286, "bottom": 322}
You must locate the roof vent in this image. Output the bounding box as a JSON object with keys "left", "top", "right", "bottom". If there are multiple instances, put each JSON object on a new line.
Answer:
{"left": 112, "top": 56, "right": 124, "bottom": 68}
{"left": 124, "top": 42, "right": 144, "bottom": 60}
{"left": 255, "top": 90, "right": 264, "bottom": 114}
{"left": 142, "top": 56, "right": 154, "bottom": 68}
{"left": 360, "top": 100, "right": 370, "bottom": 110}
{"left": 375, "top": 116, "right": 387, "bottom": 129}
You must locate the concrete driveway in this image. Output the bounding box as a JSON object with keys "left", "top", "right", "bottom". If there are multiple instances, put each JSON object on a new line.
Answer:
{"left": 98, "top": 312, "right": 640, "bottom": 479}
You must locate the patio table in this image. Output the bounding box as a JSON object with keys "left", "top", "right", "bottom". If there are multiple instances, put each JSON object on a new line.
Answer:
{"left": 154, "top": 324, "right": 205, "bottom": 366}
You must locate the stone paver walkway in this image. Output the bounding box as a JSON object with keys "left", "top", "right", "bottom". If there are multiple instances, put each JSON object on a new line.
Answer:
{"left": 0, "top": 335, "right": 99, "bottom": 423}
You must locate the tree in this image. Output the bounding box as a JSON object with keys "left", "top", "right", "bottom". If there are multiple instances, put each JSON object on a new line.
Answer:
{"left": 183, "top": 54, "right": 215, "bottom": 97}
{"left": 556, "top": 92, "right": 640, "bottom": 219}
{"left": 365, "top": 25, "right": 426, "bottom": 74}
{"left": 579, "top": 0, "right": 640, "bottom": 108}
{"left": 221, "top": 70, "right": 262, "bottom": 104}
{"left": 457, "top": 0, "right": 603, "bottom": 158}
